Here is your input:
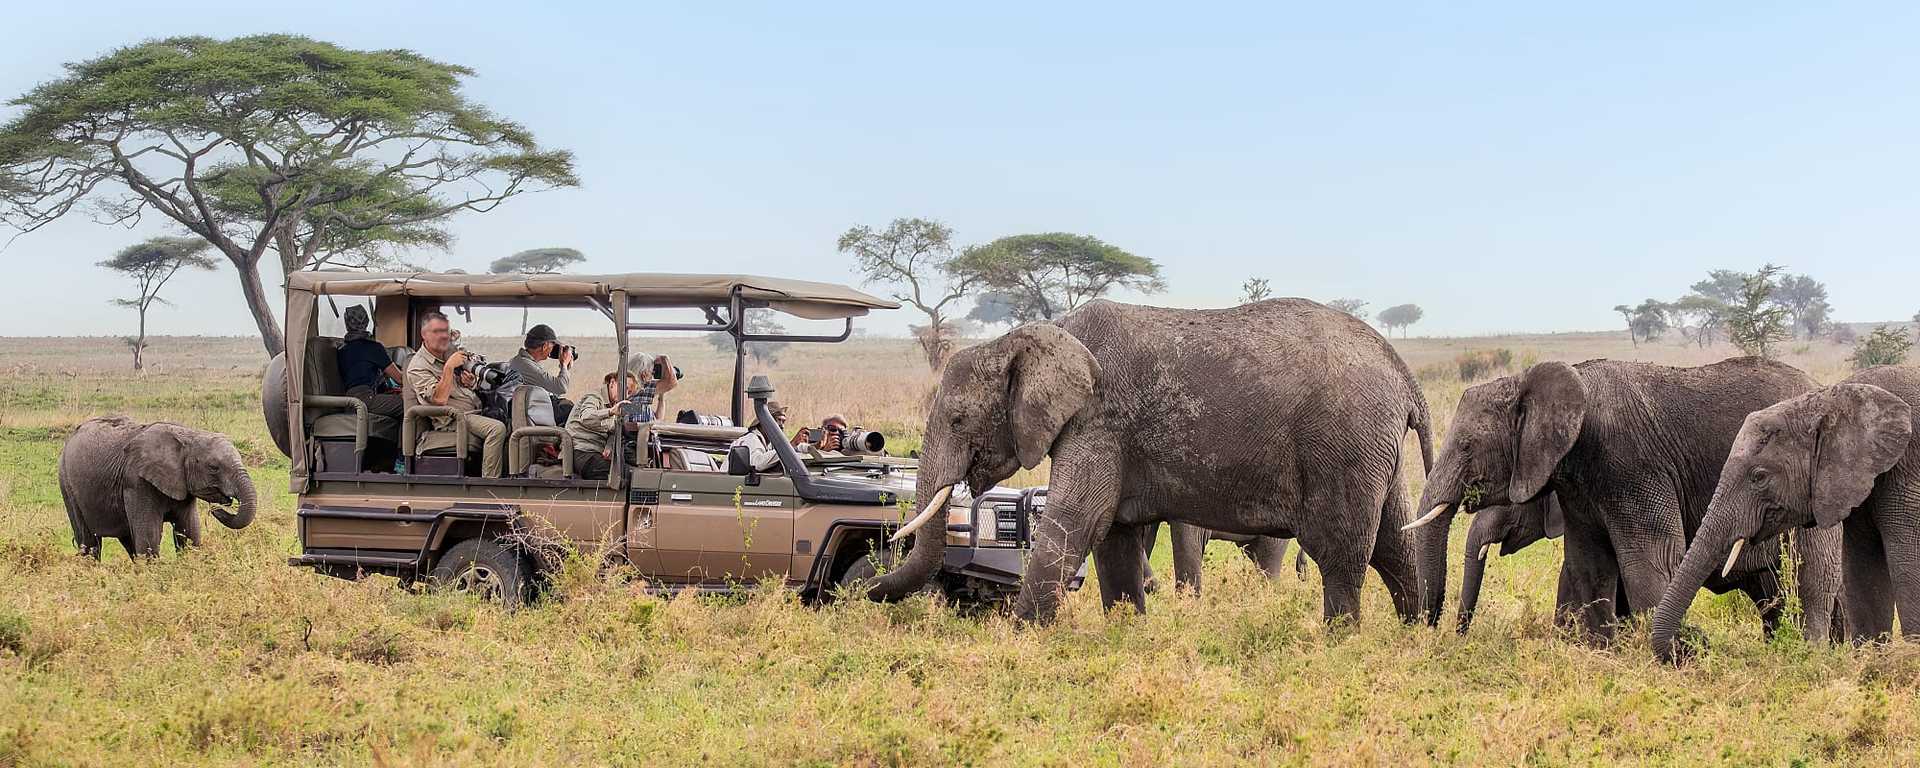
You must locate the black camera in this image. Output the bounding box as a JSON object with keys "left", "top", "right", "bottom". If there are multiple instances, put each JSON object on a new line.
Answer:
{"left": 550, "top": 341, "right": 578, "bottom": 362}
{"left": 652, "top": 360, "right": 682, "bottom": 380}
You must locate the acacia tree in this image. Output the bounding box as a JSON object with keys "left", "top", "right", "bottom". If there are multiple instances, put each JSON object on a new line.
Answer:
{"left": 1377, "top": 303, "right": 1424, "bottom": 338}
{"left": 1772, "top": 274, "right": 1832, "bottom": 339}
{"left": 1613, "top": 304, "right": 1639, "bottom": 347}
{"left": 490, "top": 247, "right": 585, "bottom": 333}
{"left": 950, "top": 232, "right": 1164, "bottom": 320}
{"left": 0, "top": 35, "right": 579, "bottom": 355}
{"left": 965, "top": 290, "right": 1026, "bottom": 329}
{"left": 1669, "top": 294, "right": 1728, "bottom": 348}
{"left": 99, "top": 236, "right": 218, "bottom": 370}
{"left": 1240, "top": 277, "right": 1272, "bottom": 304}
{"left": 1629, "top": 299, "right": 1671, "bottom": 343}
{"left": 838, "top": 218, "right": 978, "bottom": 369}
{"left": 1727, "top": 264, "right": 1792, "bottom": 359}
{"left": 1327, "top": 298, "right": 1368, "bottom": 319}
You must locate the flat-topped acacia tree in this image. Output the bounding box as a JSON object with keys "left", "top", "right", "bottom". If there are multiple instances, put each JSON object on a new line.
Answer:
{"left": 99, "top": 236, "right": 218, "bottom": 371}
{"left": 0, "top": 35, "right": 579, "bottom": 355}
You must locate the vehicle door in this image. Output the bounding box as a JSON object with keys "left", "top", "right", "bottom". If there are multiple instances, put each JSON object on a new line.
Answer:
{"left": 648, "top": 465, "right": 795, "bottom": 584}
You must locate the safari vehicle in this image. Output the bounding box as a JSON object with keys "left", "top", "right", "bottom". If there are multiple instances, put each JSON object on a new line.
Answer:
{"left": 261, "top": 271, "right": 1058, "bottom": 605}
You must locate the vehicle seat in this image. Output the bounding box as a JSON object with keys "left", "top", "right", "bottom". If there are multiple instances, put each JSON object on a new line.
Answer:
{"left": 667, "top": 448, "right": 719, "bottom": 472}
{"left": 508, "top": 386, "right": 573, "bottom": 478}
{"left": 303, "top": 336, "right": 400, "bottom": 472}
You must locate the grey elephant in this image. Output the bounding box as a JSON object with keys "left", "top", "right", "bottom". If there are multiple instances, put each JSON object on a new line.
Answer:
{"left": 58, "top": 417, "right": 258, "bottom": 559}
{"left": 870, "top": 298, "right": 1433, "bottom": 625}
{"left": 1407, "top": 357, "right": 1839, "bottom": 643}
{"left": 1651, "top": 365, "right": 1920, "bottom": 661}
{"left": 1455, "top": 494, "right": 1565, "bottom": 633}
{"left": 1139, "top": 521, "right": 1299, "bottom": 594}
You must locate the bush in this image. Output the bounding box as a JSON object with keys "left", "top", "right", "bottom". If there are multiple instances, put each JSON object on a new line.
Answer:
{"left": 1851, "top": 326, "right": 1913, "bottom": 370}
{"left": 1455, "top": 348, "right": 1514, "bottom": 381}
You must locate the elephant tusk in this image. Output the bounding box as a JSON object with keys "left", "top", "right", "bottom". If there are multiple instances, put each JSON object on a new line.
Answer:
{"left": 1477, "top": 542, "right": 1494, "bottom": 561}
{"left": 891, "top": 485, "right": 954, "bottom": 542}
{"left": 1721, "top": 538, "right": 1746, "bottom": 578}
{"left": 1402, "top": 504, "right": 1450, "bottom": 531}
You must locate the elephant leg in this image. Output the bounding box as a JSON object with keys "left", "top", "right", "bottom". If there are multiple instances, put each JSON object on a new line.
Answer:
{"left": 172, "top": 504, "right": 203, "bottom": 552}
{"left": 1011, "top": 442, "right": 1121, "bottom": 624}
{"left": 1875, "top": 504, "right": 1920, "bottom": 642}
{"left": 1242, "top": 537, "right": 1291, "bottom": 581}
{"left": 1556, "top": 524, "right": 1621, "bottom": 644}
{"left": 1792, "top": 525, "right": 1846, "bottom": 646}
{"left": 1093, "top": 523, "right": 1150, "bottom": 614}
{"left": 1296, "top": 501, "right": 1378, "bottom": 626}
{"left": 122, "top": 488, "right": 165, "bottom": 559}
{"left": 1842, "top": 515, "right": 1894, "bottom": 644}
{"left": 1137, "top": 521, "right": 1161, "bottom": 595}
{"left": 1367, "top": 469, "right": 1423, "bottom": 624}
{"left": 62, "top": 493, "right": 95, "bottom": 558}
{"left": 1169, "top": 523, "right": 1211, "bottom": 594}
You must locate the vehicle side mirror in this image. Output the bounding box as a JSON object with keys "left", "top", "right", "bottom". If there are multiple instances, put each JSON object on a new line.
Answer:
{"left": 727, "top": 445, "right": 753, "bottom": 476}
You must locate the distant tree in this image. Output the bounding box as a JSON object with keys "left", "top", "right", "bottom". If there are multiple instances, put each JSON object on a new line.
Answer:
{"left": 490, "top": 247, "right": 586, "bottom": 333}
{"left": 1851, "top": 325, "right": 1913, "bottom": 369}
{"left": 1727, "top": 265, "right": 1792, "bottom": 359}
{"left": 1830, "top": 324, "right": 1858, "bottom": 346}
{"left": 1690, "top": 270, "right": 1750, "bottom": 305}
{"left": 1613, "top": 304, "right": 1638, "bottom": 347}
{"left": 1328, "top": 298, "right": 1369, "bottom": 319}
{"left": 1376, "top": 304, "right": 1424, "bottom": 338}
{"left": 1669, "top": 294, "right": 1729, "bottom": 348}
{"left": 965, "top": 290, "right": 1031, "bottom": 329}
{"left": 1633, "top": 299, "right": 1673, "bottom": 344}
{"left": 99, "top": 237, "right": 218, "bottom": 370}
{"left": 0, "top": 35, "right": 578, "bottom": 356}
{"left": 1771, "top": 274, "right": 1832, "bottom": 339}
{"left": 708, "top": 309, "right": 788, "bottom": 364}
{"left": 949, "top": 233, "right": 1164, "bottom": 320}
{"left": 838, "top": 218, "right": 979, "bottom": 370}
{"left": 1240, "top": 277, "right": 1272, "bottom": 304}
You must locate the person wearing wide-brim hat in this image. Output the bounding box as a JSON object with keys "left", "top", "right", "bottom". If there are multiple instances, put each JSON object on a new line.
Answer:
{"left": 730, "top": 399, "right": 792, "bottom": 472}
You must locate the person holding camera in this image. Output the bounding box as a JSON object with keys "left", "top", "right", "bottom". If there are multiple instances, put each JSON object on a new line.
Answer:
{"left": 624, "top": 351, "right": 680, "bottom": 421}
{"left": 791, "top": 413, "right": 849, "bottom": 453}
{"left": 404, "top": 311, "right": 507, "bottom": 478}
{"left": 509, "top": 324, "right": 576, "bottom": 424}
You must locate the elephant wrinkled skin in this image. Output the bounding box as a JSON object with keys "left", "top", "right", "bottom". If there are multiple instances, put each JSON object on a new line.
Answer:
{"left": 58, "top": 417, "right": 258, "bottom": 559}
{"left": 868, "top": 298, "right": 1433, "bottom": 625}
{"left": 1652, "top": 366, "right": 1920, "bottom": 661}
{"left": 1412, "top": 357, "right": 1840, "bottom": 643}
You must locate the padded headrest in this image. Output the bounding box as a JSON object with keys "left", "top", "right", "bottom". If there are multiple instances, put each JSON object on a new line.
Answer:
{"left": 304, "top": 337, "right": 345, "bottom": 395}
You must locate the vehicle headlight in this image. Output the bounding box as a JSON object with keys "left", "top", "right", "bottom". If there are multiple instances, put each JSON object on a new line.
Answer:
{"left": 946, "top": 503, "right": 992, "bottom": 541}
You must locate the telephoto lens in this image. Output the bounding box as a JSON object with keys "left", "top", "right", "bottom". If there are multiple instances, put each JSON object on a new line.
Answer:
{"left": 841, "top": 429, "right": 886, "bottom": 454}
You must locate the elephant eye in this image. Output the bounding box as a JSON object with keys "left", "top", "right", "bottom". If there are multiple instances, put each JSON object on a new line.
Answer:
{"left": 1748, "top": 467, "right": 1770, "bottom": 485}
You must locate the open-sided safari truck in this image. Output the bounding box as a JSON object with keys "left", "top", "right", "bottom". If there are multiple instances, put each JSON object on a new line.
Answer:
{"left": 262, "top": 271, "right": 1054, "bottom": 606}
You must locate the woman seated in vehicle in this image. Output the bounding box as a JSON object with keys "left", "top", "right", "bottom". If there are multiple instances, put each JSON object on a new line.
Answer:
{"left": 564, "top": 371, "right": 636, "bottom": 480}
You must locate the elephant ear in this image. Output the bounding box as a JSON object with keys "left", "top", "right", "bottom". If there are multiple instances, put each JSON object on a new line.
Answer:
{"left": 1541, "top": 493, "right": 1565, "bottom": 539}
{"left": 1510, "top": 362, "right": 1586, "bottom": 504}
{"left": 1809, "top": 383, "right": 1913, "bottom": 528}
{"left": 127, "top": 424, "right": 190, "bottom": 501}
{"left": 1006, "top": 324, "right": 1099, "bottom": 470}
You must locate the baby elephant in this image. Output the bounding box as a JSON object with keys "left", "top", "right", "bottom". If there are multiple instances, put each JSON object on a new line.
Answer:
{"left": 58, "top": 417, "right": 258, "bottom": 559}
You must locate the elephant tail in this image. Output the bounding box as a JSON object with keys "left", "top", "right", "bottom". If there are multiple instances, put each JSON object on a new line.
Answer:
{"left": 1408, "top": 397, "right": 1433, "bottom": 477}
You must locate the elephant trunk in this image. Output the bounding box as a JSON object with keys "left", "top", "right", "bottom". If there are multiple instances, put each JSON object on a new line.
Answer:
{"left": 1457, "top": 532, "right": 1490, "bottom": 634}
{"left": 209, "top": 468, "right": 257, "bottom": 530}
{"left": 1413, "top": 463, "right": 1462, "bottom": 627}
{"left": 865, "top": 460, "right": 960, "bottom": 601}
{"left": 1651, "top": 498, "right": 1745, "bottom": 663}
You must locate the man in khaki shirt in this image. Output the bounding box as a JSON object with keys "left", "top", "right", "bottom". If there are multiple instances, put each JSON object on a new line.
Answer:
{"left": 405, "top": 311, "right": 507, "bottom": 477}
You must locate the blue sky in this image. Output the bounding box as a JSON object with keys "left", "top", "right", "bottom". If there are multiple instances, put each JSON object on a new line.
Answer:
{"left": 3, "top": 2, "right": 1918, "bottom": 338}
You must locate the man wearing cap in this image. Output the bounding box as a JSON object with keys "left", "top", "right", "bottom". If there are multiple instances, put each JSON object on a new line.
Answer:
{"left": 510, "top": 324, "right": 576, "bottom": 424}
{"left": 336, "top": 305, "right": 405, "bottom": 420}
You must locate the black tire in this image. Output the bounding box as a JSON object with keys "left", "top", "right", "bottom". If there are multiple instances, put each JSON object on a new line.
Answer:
{"left": 429, "top": 538, "right": 532, "bottom": 608}
{"left": 834, "top": 545, "right": 937, "bottom": 600}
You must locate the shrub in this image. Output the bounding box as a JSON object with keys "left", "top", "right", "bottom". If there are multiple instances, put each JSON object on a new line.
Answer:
{"left": 1851, "top": 325, "right": 1913, "bottom": 370}
{"left": 1455, "top": 348, "right": 1514, "bottom": 381}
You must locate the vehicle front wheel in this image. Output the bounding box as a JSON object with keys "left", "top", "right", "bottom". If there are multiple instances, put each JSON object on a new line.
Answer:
{"left": 835, "top": 547, "right": 938, "bottom": 601}
{"left": 429, "top": 538, "right": 532, "bottom": 608}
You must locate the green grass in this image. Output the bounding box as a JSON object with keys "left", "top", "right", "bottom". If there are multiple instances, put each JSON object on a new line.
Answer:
{"left": 1, "top": 337, "right": 1919, "bottom": 765}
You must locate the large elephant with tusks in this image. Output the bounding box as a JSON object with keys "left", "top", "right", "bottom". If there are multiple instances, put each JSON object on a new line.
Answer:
{"left": 869, "top": 299, "right": 1433, "bottom": 625}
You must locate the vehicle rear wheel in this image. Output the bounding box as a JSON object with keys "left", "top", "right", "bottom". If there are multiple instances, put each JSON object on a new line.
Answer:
{"left": 429, "top": 538, "right": 532, "bottom": 608}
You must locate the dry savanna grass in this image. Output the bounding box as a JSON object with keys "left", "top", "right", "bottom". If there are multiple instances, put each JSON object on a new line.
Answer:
{"left": 1, "top": 330, "right": 1916, "bottom": 766}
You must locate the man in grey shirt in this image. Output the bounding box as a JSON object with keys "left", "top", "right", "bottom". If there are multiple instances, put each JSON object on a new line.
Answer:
{"left": 510, "top": 324, "right": 575, "bottom": 424}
